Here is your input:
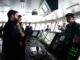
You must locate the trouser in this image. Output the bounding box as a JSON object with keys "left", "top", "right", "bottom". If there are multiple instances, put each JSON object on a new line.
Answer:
{"left": 5, "top": 46, "right": 25, "bottom": 60}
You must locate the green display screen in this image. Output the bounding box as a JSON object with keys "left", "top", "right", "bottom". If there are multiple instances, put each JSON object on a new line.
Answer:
{"left": 38, "top": 32, "right": 48, "bottom": 41}
{"left": 32, "top": 31, "right": 38, "bottom": 37}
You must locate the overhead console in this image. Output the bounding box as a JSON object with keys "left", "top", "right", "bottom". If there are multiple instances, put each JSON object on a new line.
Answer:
{"left": 39, "top": 0, "right": 58, "bottom": 16}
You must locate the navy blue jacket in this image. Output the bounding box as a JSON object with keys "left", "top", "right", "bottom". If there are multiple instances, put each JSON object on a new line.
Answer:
{"left": 65, "top": 22, "right": 80, "bottom": 36}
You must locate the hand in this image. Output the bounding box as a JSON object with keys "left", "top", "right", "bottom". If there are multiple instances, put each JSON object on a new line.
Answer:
{"left": 21, "top": 33, "right": 25, "bottom": 37}
{"left": 19, "top": 41, "right": 23, "bottom": 47}
{"left": 75, "top": 36, "right": 80, "bottom": 44}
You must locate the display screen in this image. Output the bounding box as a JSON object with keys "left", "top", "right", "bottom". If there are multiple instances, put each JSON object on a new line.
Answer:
{"left": 44, "top": 33, "right": 56, "bottom": 45}
{"left": 32, "top": 31, "right": 38, "bottom": 37}
{"left": 59, "top": 35, "right": 65, "bottom": 41}
{"left": 38, "top": 32, "right": 48, "bottom": 41}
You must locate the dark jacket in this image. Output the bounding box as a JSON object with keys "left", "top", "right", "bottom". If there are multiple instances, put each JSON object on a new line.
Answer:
{"left": 25, "top": 26, "right": 33, "bottom": 36}
{"left": 0, "top": 26, "right": 3, "bottom": 37}
{"left": 45, "top": 28, "right": 51, "bottom": 31}
{"left": 25, "top": 26, "right": 32, "bottom": 30}
{"left": 3, "top": 20, "right": 21, "bottom": 55}
{"left": 65, "top": 22, "right": 80, "bottom": 36}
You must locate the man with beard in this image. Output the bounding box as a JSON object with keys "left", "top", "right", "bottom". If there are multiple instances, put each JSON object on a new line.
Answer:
{"left": 3, "top": 10, "right": 24, "bottom": 60}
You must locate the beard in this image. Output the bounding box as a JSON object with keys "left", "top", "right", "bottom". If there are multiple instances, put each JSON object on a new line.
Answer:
{"left": 14, "top": 18, "right": 18, "bottom": 23}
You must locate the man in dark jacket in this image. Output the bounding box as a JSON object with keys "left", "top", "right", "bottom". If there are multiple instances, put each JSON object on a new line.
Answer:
{"left": 65, "top": 13, "right": 80, "bottom": 36}
{"left": 65, "top": 13, "right": 80, "bottom": 60}
{"left": 45, "top": 25, "right": 51, "bottom": 31}
{"left": 3, "top": 10, "right": 24, "bottom": 60}
{"left": 25, "top": 22, "right": 33, "bottom": 37}
{"left": 25, "top": 22, "right": 32, "bottom": 30}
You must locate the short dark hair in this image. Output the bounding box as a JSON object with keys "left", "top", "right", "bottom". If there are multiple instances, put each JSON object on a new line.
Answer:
{"left": 29, "top": 22, "right": 31, "bottom": 24}
{"left": 7, "top": 10, "right": 18, "bottom": 19}
{"left": 18, "top": 15, "right": 22, "bottom": 18}
{"left": 65, "top": 13, "right": 74, "bottom": 18}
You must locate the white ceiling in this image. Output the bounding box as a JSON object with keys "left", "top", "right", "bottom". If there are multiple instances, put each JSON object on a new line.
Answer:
{"left": 0, "top": 0, "right": 80, "bottom": 22}
{"left": 0, "top": 0, "right": 44, "bottom": 22}
{"left": 1, "top": 0, "right": 80, "bottom": 14}
{"left": 0, "top": 0, "right": 44, "bottom": 12}
{"left": 45, "top": 0, "right": 80, "bottom": 19}
{"left": 59, "top": 0, "right": 80, "bottom": 9}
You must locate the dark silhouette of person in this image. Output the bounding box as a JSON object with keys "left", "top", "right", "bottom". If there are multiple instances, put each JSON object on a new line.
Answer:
{"left": 45, "top": 25, "right": 51, "bottom": 31}
{"left": 0, "top": 26, "right": 3, "bottom": 37}
{"left": 3, "top": 10, "right": 24, "bottom": 60}
{"left": 65, "top": 13, "right": 80, "bottom": 36}
{"left": 17, "top": 15, "right": 25, "bottom": 60}
{"left": 65, "top": 13, "right": 80, "bottom": 60}
{"left": 25, "top": 22, "right": 33, "bottom": 37}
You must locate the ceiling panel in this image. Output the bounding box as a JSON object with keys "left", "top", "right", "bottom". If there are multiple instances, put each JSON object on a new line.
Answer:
{"left": 0, "top": 0, "right": 44, "bottom": 12}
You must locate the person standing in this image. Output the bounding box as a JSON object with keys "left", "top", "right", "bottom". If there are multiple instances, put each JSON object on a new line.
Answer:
{"left": 25, "top": 22, "right": 33, "bottom": 37}
{"left": 45, "top": 25, "right": 51, "bottom": 31}
{"left": 65, "top": 13, "right": 80, "bottom": 60}
{"left": 65, "top": 13, "right": 80, "bottom": 36}
{"left": 17, "top": 15, "right": 25, "bottom": 60}
{"left": 3, "top": 10, "right": 24, "bottom": 60}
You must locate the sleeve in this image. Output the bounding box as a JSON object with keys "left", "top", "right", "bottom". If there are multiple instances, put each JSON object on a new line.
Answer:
{"left": 64, "top": 24, "right": 69, "bottom": 33}
{"left": 76, "top": 25, "right": 80, "bottom": 36}
{"left": 17, "top": 23, "right": 23, "bottom": 33}
{"left": 31, "top": 26, "right": 32, "bottom": 30}
{"left": 25, "top": 26, "right": 28, "bottom": 30}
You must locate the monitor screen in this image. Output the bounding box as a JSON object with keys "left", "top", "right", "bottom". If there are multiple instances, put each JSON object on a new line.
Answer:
{"left": 59, "top": 35, "right": 65, "bottom": 41}
{"left": 44, "top": 33, "right": 56, "bottom": 45}
{"left": 32, "top": 31, "right": 38, "bottom": 37}
{"left": 38, "top": 31, "right": 48, "bottom": 41}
